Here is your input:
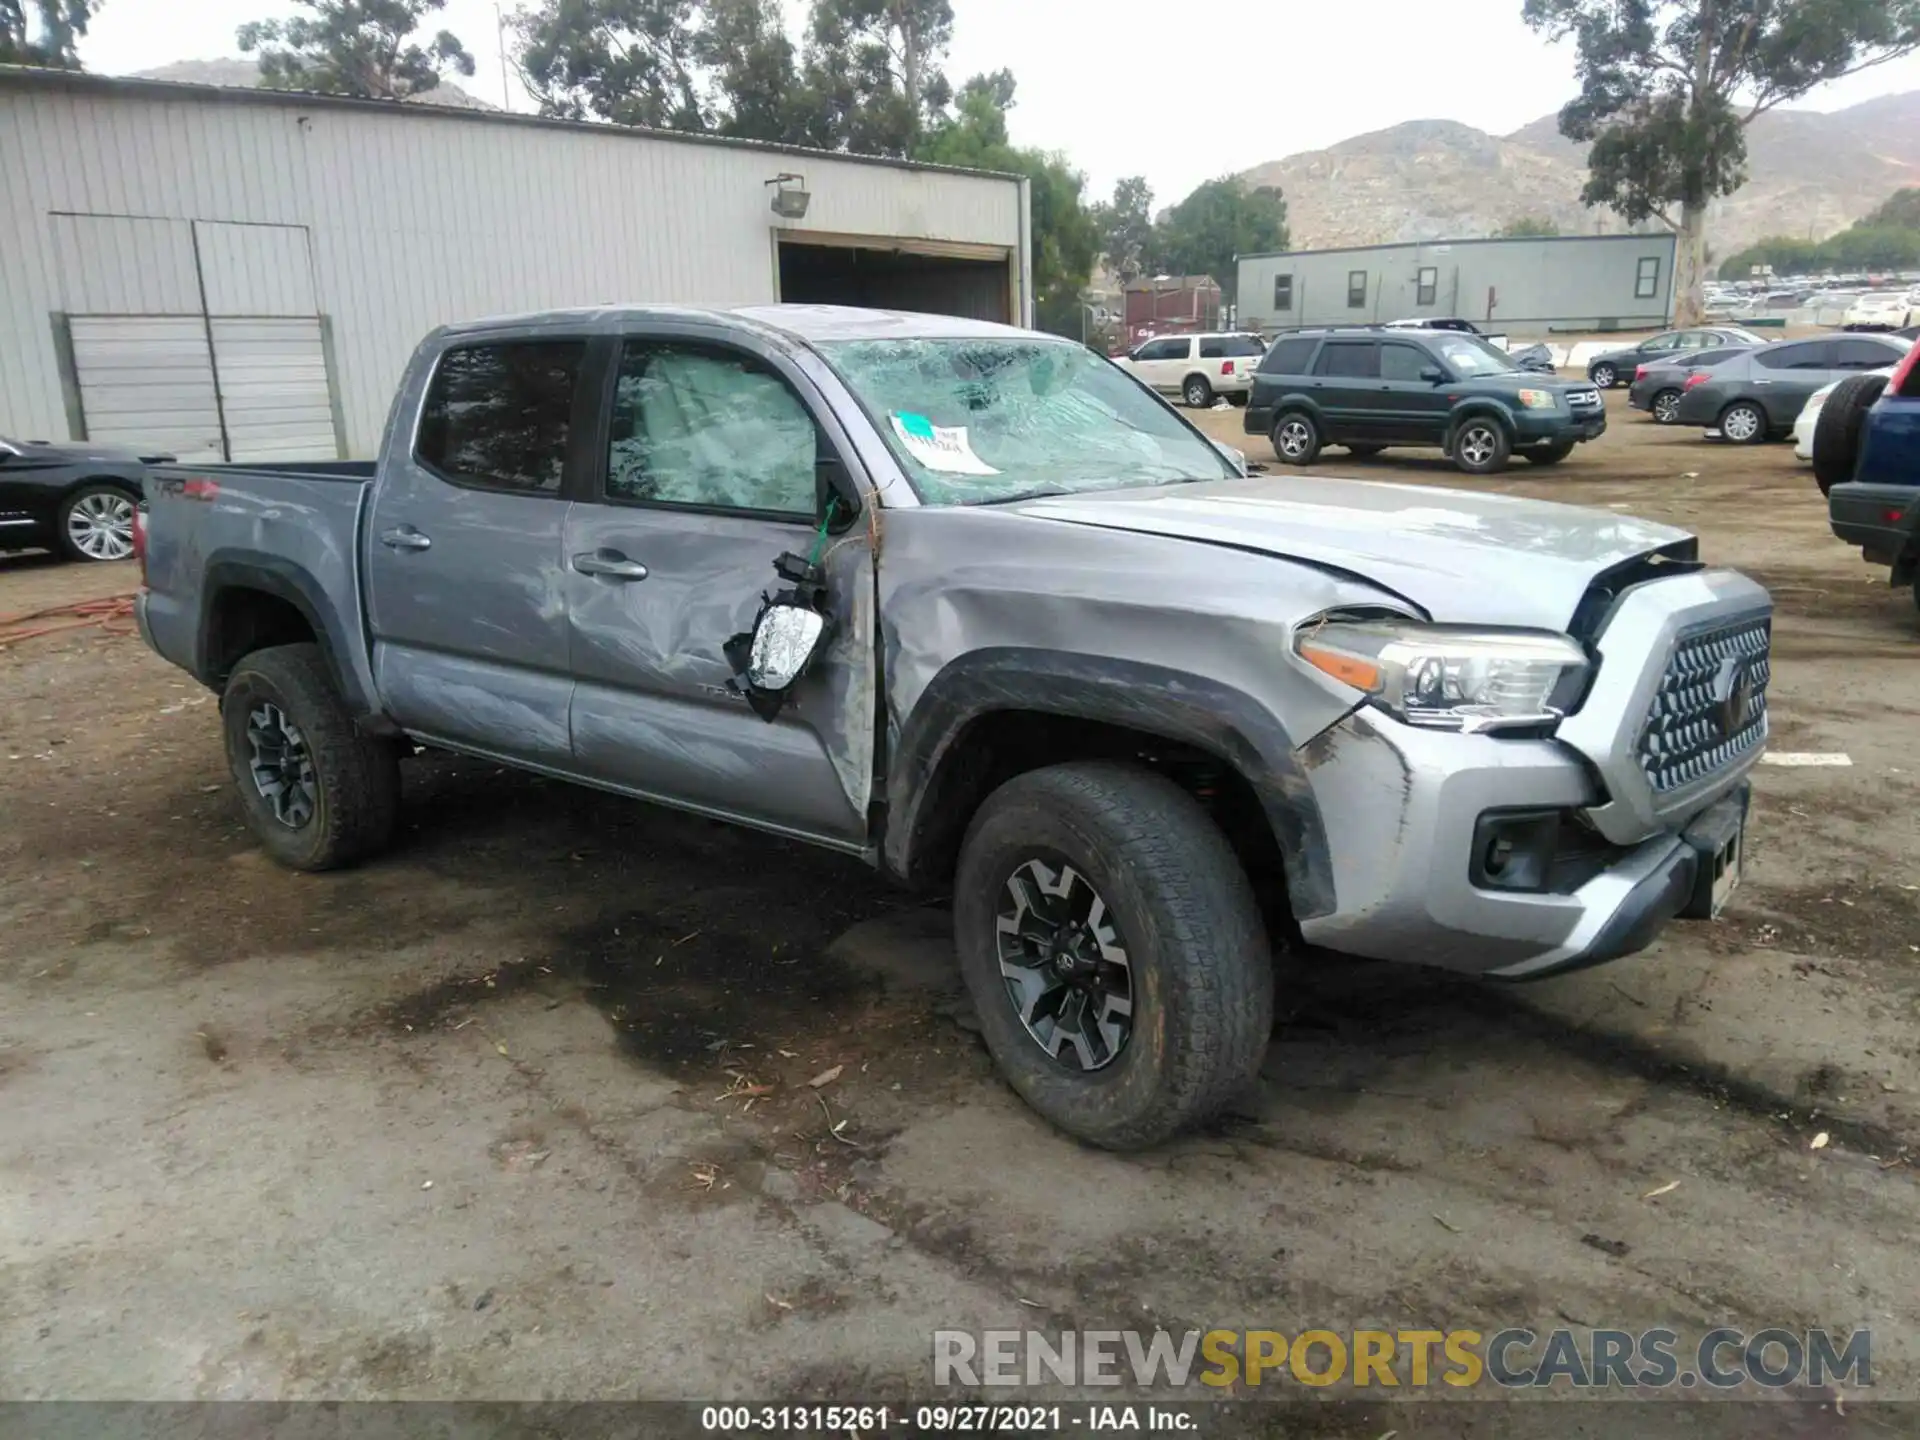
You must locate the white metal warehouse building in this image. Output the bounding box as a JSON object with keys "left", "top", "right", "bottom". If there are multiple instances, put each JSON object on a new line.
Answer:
{"left": 0, "top": 66, "right": 1032, "bottom": 461}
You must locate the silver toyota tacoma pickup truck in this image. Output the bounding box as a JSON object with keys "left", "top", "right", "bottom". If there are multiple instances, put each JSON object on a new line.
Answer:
{"left": 136, "top": 305, "right": 1770, "bottom": 1148}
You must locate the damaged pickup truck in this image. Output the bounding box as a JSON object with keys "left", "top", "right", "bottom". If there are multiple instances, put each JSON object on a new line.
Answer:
{"left": 136, "top": 305, "right": 1772, "bottom": 1148}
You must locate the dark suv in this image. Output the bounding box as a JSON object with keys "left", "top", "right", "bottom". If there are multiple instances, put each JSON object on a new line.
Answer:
{"left": 1244, "top": 328, "right": 1607, "bottom": 474}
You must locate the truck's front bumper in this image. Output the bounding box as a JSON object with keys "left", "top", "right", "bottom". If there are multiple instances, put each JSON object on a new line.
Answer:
{"left": 1296, "top": 569, "right": 1770, "bottom": 981}
{"left": 1296, "top": 712, "right": 1753, "bottom": 980}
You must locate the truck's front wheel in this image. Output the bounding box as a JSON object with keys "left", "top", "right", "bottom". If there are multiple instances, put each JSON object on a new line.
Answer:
{"left": 222, "top": 643, "right": 400, "bottom": 871}
{"left": 954, "top": 762, "right": 1273, "bottom": 1149}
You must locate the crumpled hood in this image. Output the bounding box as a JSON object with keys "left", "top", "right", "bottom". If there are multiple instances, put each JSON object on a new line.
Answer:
{"left": 1015, "top": 474, "right": 1695, "bottom": 628}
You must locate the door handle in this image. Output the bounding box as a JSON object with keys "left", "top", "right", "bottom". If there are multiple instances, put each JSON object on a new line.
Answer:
{"left": 572, "top": 550, "right": 649, "bottom": 581}
{"left": 380, "top": 526, "right": 431, "bottom": 551}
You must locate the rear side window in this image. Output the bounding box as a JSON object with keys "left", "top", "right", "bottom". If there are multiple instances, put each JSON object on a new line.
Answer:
{"left": 1755, "top": 342, "right": 1829, "bottom": 371}
{"left": 1315, "top": 341, "right": 1379, "bottom": 379}
{"left": 1202, "top": 335, "right": 1266, "bottom": 358}
{"left": 1262, "top": 337, "right": 1317, "bottom": 375}
{"left": 1137, "top": 337, "right": 1190, "bottom": 361}
{"left": 417, "top": 341, "right": 585, "bottom": 494}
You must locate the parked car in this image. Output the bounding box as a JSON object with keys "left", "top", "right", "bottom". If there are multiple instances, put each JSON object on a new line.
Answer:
{"left": 0, "top": 436, "right": 169, "bottom": 563}
{"left": 1627, "top": 345, "right": 1753, "bottom": 424}
{"left": 1112, "top": 331, "right": 1267, "bottom": 408}
{"left": 1829, "top": 338, "right": 1920, "bottom": 611}
{"left": 1842, "top": 294, "right": 1914, "bottom": 331}
{"left": 135, "top": 304, "right": 1770, "bottom": 1148}
{"left": 1585, "top": 328, "right": 1768, "bottom": 389}
{"left": 1245, "top": 326, "right": 1605, "bottom": 474}
{"left": 1383, "top": 319, "right": 1555, "bottom": 373}
{"left": 1672, "top": 333, "right": 1910, "bottom": 444}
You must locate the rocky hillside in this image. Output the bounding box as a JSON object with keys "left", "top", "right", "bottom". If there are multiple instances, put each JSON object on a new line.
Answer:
{"left": 133, "top": 58, "right": 498, "bottom": 110}
{"left": 1240, "top": 92, "right": 1920, "bottom": 256}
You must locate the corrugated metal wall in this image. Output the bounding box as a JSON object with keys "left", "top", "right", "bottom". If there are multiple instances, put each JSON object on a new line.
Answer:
{"left": 0, "top": 76, "right": 1026, "bottom": 454}
{"left": 1238, "top": 234, "right": 1679, "bottom": 335}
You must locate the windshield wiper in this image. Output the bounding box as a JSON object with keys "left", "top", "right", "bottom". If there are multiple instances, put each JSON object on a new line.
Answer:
{"left": 956, "top": 484, "right": 1078, "bottom": 506}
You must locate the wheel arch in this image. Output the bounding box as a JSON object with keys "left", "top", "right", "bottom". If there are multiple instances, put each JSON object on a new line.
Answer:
{"left": 198, "top": 552, "right": 380, "bottom": 721}
{"left": 1446, "top": 400, "right": 1516, "bottom": 443}
{"left": 882, "top": 648, "right": 1335, "bottom": 929}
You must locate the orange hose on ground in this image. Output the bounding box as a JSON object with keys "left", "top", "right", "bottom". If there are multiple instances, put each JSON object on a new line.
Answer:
{"left": 0, "top": 593, "right": 137, "bottom": 646}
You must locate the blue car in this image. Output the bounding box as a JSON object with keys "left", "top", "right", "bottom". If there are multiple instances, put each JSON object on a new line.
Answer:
{"left": 1827, "top": 336, "right": 1920, "bottom": 616}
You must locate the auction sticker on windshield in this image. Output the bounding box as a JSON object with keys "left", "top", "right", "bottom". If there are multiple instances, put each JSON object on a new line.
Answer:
{"left": 891, "top": 412, "right": 1000, "bottom": 476}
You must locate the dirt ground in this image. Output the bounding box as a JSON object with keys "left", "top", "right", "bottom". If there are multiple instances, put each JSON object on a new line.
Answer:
{"left": 4, "top": 391, "right": 1919, "bottom": 1433}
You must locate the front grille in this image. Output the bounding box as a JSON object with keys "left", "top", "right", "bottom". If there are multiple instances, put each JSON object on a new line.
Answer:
{"left": 1636, "top": 616, "right": 1771, "bottom": 794}
{"left": 1567, "top": 388, "right": 1603, "bottom": 410}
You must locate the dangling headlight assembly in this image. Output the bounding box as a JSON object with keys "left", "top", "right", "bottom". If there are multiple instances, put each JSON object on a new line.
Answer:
{"left": 1294, "top": 619, "right": 1590, "bottom": 733}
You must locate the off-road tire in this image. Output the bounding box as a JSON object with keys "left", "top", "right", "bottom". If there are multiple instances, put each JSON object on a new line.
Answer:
{"left": 954, "top": 762, "right": 1273, "bottom": 1150}
{"left": 1451, "top": 416, "right": 1512, "bottom": 474}
{"left": 1523, "top": 439, "right": 1576, "bottom": 465}
{"left": 1271, "top": 411, "right": 1322, "bottom": 466}
{"left": 222, "top": 643, "right": 400, "bottom": 871}
{"left": 1812, "top": 373, "right": 1890, "bottom": 495}
{"left": 1183, "top": 375, "right": 1213, "bottom": 408}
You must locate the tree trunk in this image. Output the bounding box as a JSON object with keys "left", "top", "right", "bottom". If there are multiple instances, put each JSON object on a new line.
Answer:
{"left": 1674, "top": 202, "right": 1709, "bottom": 327}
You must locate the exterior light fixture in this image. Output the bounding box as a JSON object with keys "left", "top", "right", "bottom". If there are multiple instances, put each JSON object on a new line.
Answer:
{"left": 767, "top": 173, "right": 810, "bottom": 219}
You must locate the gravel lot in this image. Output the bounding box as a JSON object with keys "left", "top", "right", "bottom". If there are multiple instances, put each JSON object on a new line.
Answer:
{"left": 3, "top": 389, "right": 1917, "bottom": 1431}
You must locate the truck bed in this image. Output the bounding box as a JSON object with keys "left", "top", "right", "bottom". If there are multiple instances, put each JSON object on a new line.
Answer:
{"left": 140, "top": 456, "right": 383, "bottom": 718}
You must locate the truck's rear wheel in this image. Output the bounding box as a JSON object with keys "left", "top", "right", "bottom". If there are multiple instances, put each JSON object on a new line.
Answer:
{"left": 221, "top": 643, "right": 400, "bottom": 871}
{"left": 954, "top": 762, "right": 1273, "bottom": 1149}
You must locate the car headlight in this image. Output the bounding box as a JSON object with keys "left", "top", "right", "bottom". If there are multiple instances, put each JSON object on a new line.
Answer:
{"left": 1517, "top": 389, "right": 1558, "bottom": 410}
{"left": 1294, "top": 620, "right": 1589, "bottom": 733}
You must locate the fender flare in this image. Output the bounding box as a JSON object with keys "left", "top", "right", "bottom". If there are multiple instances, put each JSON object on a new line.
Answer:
{"left": 883, "top": 648, "right": 1336, "bottom": 919}
{"left": 199, "top": 551, "right": 376, "bottom": 717}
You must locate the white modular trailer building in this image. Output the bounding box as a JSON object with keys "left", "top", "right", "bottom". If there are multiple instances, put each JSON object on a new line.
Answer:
{"left": 1238, "top": 232, "right": 1678, "bottom": 336}
{"left": 0, "top": 66, "right": 1032, "bottom": 460}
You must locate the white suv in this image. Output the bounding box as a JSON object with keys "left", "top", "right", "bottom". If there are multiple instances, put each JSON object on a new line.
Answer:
{"left": 1112, "top": 332, "right": 1268, "bottom": 407}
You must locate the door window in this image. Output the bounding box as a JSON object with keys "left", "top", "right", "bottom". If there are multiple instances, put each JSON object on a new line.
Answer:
{"left": 1315, "top": 342, "right": 1380, "bottom": 379}
{"left": 1262, "top": 337, "right": 1318, "bottom": 374}
{"left": 605, "top": 341, "right": 818, "bottom": 517}
{"left": 416, "top": 341, "right": 586, "bottom": 494}
{"left": 1379, "top": 343, "right": 1431, "bottom": 382}
{"left": 1834, "top": 338, "right": 1902, "bottom": 370}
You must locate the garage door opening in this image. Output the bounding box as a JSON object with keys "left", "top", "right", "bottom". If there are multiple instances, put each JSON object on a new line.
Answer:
{"left": 778, "top": 236, "right": 1013, "bottom": 324}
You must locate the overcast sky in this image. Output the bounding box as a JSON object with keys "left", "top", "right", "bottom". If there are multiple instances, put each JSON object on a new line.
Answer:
{"left": 77, "top": 0, "right": 1920, "bottom": 207}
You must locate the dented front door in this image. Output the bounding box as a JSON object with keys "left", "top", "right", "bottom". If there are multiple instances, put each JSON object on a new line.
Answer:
{"left": 562, "top": 326, "right": 876, "bottom": 848}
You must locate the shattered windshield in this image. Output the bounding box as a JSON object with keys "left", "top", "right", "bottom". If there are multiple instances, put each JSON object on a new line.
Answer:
{"left": 817, "top": 337, "right": 1237, "bottom": 505}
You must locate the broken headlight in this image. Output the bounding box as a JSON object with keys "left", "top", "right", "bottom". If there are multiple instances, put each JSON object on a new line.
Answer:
{"left": 1294, "top": 620, "right": 1589, "bottom": 733}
